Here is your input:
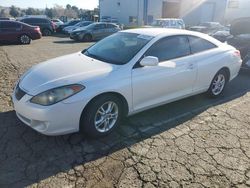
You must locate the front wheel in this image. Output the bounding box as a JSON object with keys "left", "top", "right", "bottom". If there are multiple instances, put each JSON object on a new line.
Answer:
{"left": 207, "top": 70, "right": 228, "bottom": 98}
{"left": 80, "top": 95, "right": 123, "bottom": 137}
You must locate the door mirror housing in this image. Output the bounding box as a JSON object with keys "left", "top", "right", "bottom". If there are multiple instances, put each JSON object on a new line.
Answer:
{"left": 140, "top": 56, "right": 159, "bottom": 66}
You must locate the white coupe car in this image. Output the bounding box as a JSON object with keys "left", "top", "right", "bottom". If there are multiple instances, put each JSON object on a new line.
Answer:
{"left": 13, "top": 28, "right": 242, "bottom": 137}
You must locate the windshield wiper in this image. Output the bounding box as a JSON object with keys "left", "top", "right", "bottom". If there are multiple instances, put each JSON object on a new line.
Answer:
{"left": 84, "top": 50, "right": 123, "bottom": 65}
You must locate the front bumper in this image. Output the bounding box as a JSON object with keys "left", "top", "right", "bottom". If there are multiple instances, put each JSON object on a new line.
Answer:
{"left": 12, "top": 86, "right": 87, "bottom": 136}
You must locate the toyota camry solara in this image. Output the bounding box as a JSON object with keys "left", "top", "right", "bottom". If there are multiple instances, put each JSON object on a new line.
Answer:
{"left": 12, "top": 28, "right": 242, "bottom": 137}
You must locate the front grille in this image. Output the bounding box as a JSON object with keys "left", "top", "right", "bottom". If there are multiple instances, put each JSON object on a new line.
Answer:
{"left": 15, "top": 84, "right": 26, "bottom": 100}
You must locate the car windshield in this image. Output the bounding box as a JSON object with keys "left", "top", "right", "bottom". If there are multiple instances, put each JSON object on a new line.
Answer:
{"left": 83, "top": 32, "right": 153, "bottom": 65}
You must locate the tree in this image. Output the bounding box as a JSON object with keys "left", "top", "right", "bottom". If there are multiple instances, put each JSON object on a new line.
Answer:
{"left": 66, "top": 4, "right": 71, "bottom": 10}
{"left": 53, "top": 4, "right": 64, "bottom": 18}
{"left": 9, "top": 5, "right": 20, "bottom": 17}
{"left": 25, "top": 7, "right": 41, "bottom": 15}
{"left": 45, "top": 8, "right": 54, "bottom": 18}
{"left": 0, "top": 9, "right": 10, "bottom": 18}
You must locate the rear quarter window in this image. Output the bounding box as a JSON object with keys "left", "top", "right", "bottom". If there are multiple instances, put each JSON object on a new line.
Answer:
{"left": 188, "top": 36, "right": 217, "bottom": 54}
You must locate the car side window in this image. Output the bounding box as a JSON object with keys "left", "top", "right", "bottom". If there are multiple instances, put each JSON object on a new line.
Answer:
{"left": 107, "top": 24, "right": 116, "bottom": 28}
{"left": 22, "top": 19, "right": 33, "bottom": 24}
{"left": 145, "top": 36, "right": 191, "bottom": 62}
{"left": 94, "top": 24, "right": 106, "bottom": 30}
{"left": 188, "top": 36, "right": 217, "bottom": 54}
{"left": 1, "top": 22, "right": 20, "bottom": 30}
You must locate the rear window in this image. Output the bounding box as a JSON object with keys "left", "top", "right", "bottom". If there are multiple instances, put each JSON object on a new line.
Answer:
{"left": 188, "top": 36, "right": 217, "bottom": 54}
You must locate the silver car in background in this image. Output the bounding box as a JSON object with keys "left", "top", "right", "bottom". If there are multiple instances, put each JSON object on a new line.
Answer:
{"left": 63, "top": 21, "right": 93, "bottom": 34}
{"left": 70, "top": 22, "right": 121, "bottom": 42}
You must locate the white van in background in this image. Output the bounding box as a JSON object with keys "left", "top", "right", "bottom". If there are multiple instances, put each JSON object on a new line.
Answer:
{"left": 150, "top": 18, "right": 185, "bottom": 29}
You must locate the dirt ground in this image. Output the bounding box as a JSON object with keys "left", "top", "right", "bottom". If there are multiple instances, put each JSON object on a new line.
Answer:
{"left": 0, "top": 36, "right": 250, "bottom": 188}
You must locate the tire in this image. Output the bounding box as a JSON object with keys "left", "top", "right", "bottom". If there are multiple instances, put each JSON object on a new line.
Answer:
{"left": 42, "top": 29, "right": 52, "bottom": 36}
{"left": 83, "top": 34, "right": 92, "bottom": 42}
{"left": 19, "top": 34, "right": 31, "bottom": 44}
{"left": 80, "top": 95, "right": 123, "bottom": 138}
{"left": 207, "top": 69, "right": 228, "bottom": 98}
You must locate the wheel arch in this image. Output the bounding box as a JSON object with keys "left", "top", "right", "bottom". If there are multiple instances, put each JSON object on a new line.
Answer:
{"left": 81, "top": 91, "right": 129, "bottom": 118}
{"left": 219, "top": 67, "right": 231, "bottom": 82}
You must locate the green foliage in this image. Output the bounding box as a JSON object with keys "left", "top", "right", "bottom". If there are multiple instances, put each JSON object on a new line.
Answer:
{"left": 9, "top": 5, "right": 20, "bottom": 17}
{"left": 4, "top": 4, "right": 99, "bottom": 20}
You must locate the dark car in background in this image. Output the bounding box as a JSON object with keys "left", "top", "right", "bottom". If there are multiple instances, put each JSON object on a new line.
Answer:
{"left": 227, "top": 17, "right": 250, "bottom": 70}
{"left": 20, "top": 17, "right": 56, "bottom": 36}
{"left": 70, "top": 22, "right": 120, "bottom": 42}
{"left": 56, "top": 19, "right": 81, "bottom": 33}
{"left": 211, "top": 26, "right": 231, "bottom": 42}
{"left": 0, "top": 20, "right": 42, "bottom": 44}
{"left": 189, "top": 22, "right": 224, "bottom": 35}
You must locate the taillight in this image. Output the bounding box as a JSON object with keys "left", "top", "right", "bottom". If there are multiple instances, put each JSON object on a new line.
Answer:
{"left": 34, "top": 27, "right": 40, "bottom": 32}
{"left": 234, "top": 50, "right": 241, "bottom": 58}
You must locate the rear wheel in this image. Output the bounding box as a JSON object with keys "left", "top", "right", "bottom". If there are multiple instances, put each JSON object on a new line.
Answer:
{"left": 207, "top": 70, "right": 228, "bottom": 98}
{"left": 19, "top": 34, "right": 31, "bottom": 44}
{"left": 80, "top": 95, "right": 123, "bottom": 138}
{"left": 42, "top": 29, "right": 52, "bottom": 36}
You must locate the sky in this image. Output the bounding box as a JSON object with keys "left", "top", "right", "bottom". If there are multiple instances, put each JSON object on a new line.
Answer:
{"left": 0, "top": 0, "right": 99, "bottom": 9}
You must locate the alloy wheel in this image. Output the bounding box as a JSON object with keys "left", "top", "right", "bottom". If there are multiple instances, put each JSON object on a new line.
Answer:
{"left": 20, "top": 35, "right": 30, "bottom": 44}
{"left": 211, "top": 74, "right": 226, "bottom": 96}
{"left": 94, "top": 101, "right": 119, "bottom": 133}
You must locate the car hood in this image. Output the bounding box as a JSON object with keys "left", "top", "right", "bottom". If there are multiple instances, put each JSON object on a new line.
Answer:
{"left": 19, "top": 52, "right": 119, "bottom": 95}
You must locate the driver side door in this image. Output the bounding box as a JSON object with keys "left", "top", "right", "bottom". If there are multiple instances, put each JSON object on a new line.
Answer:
{"left": 132, "top": 35, "right": 197, "bottom": 112}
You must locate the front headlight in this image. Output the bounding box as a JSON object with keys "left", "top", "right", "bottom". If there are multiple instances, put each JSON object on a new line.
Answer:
{"left": 30, "top": 84, "right": 85, "bottom": 106}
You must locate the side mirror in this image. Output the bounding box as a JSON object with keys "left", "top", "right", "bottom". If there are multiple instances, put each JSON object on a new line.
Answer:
{"left": 140, "top": 56, "right": 159, "bottom": 66}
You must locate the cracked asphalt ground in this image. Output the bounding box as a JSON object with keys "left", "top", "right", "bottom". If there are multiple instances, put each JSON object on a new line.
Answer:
{"left": 0, "top": 36, "right": 250, "bottom": 188}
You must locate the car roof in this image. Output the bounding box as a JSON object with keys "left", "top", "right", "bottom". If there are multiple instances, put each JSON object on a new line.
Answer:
{"left": 121, "top": 28, "right": 222, "bottom": 45}
{"left": 121, "top": 28, "right": 197, "bottom": 37}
